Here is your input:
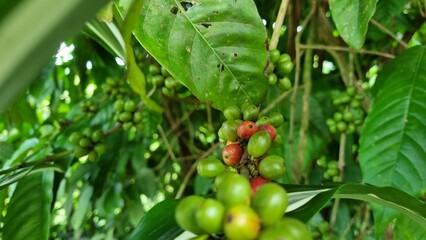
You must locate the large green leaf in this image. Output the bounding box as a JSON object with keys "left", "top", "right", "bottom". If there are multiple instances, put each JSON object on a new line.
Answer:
{"left": 133, "top": 0, "right": 269, "bottom": 110}
{"left": 359, "top": 45, "right": 426, "bottom": 236}
{"left": 329, "top": 0, "right": 378, "bottom": 49}
{"left": 129, "top": 199, "right": 183, "bottom": 240}
{"left": 0, "top": 0, "right": 110, "bottom": 111}
{"left": 3, "top": 171, "right": 54, "bottom": 240}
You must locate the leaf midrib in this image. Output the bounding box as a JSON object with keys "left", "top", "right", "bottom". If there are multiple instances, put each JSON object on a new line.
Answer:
{"left": 172, "top": 0, "right": 253, "bottom": 103}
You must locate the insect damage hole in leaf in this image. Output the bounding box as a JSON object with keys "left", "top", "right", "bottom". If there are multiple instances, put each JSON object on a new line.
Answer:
{"left": 217, "top": 63, "right": 225, "bottom": 72}
{"left": 179, "top": 1, "right": 199, "bottom": 11}
{"left": 199, "top": 23, "right": 211, "bottom": 28}
{"left": 170, "top": 6, "right": 179, "bottom": 15}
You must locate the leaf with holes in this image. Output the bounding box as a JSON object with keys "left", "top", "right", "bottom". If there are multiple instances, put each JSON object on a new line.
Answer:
{"left": 132, "top": 0, "right": 269, "bottom": 110}
{"left": 359, "top": 46, "right": 426, "bottom": 235}
{"left": 329, "top": 0, "right": 378, "bottom": 49}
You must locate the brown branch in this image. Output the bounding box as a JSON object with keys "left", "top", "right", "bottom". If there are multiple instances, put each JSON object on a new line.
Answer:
{"left": 299, "top": 44, "right": 395, "bottom": 59}
{"left": 371, "top": 19, "right": 409, "bottom": 48}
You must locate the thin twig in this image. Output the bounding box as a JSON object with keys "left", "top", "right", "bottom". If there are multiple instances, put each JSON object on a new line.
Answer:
{"left": 269, "top": 0, "right": 290, "bottom": 50}
{"left": 260, "top": 87, "right": 296, "bottom": 115}
{"left": 371, "top": 19, "right": 409, "bottom": 48}
{"left": 175, "top": 142, "right": 221, "bottom": 199}
{"left": 356, "top": 204, "right": 371, "bottom": 240}
{"left": 299, "top": 44, "right": 395, "bottom": 58}
{"left": 289, "top": 0, "right": 316, "bottom": 179}
{"left": 330, "top": 133, "right": 347, "bottom": 230}
{"left": 157, "top": 124, "right": 178, "bottom": 162}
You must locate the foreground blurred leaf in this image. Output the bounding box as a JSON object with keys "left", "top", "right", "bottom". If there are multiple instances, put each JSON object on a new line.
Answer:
{"left": 132, "top": 0, "right": 269, "bottom": 110}
{"left": 359, "top": 46, "right": 426, "bottom": 235}
{"left": 3, "top": 171, "right": 53, "bottom": 240}
{"left": 329, "top": 0, "right": 378, "bottom": 49}
{"left": 129, "top": 199, "right": 183, "bottom": 240}
{"left": 0, "top": 0, "right": 110, "bottom": 110}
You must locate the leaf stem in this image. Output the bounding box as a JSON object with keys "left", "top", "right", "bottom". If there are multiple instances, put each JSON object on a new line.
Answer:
{"left": 269, "top": 0, "right": 290, "bottom": 50}
{"left": 0, "top": 149, "right": 74, "bottom": 176}
{"left": 370, "top": 19, "right": 408, "bottom": 48}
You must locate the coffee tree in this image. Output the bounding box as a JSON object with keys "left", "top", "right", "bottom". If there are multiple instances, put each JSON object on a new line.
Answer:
{"left": 0, "top": 0, "right": 425, "bottom": 239}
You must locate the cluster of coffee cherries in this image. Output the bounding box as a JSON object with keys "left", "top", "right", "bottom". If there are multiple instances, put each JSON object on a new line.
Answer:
{"left": 268, "top": 49, "right": 293, "bottom": 91}
{"left": 176, "top": 167, "right": 311, "bottom": 239}
{"left": 217, "top": 102, "right": 286, "bottom": 181}
{"left": 69, "top": 128, "right": 107, "bottom": 161}
{"left": 311, "top": 221, "right": 332, "bottom": 240}
{"left": 317, "top": 157, "right": 339, "bottom": 182}
{"left": 81, "top": 100, "right": 98, "bottom": 116}
{"left": 113, "top": 99, "right": 144, "bottom": 131}
{"left": 146, "top": 63, "right": 184, "bottom": 97}
{"left": 101, "top": 77, "right": 130, "bottom": 100}
{"left": 326, "top": 87, "right": 365, "bottom": 134}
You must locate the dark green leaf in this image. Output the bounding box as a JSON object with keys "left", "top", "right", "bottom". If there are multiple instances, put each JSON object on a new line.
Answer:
{"left": 133, "top": 0, "right": 269, "bottom": 110}
{"left": 329, "top": 0, "right": 378, "bottom": 49}
{"left": 359, "top": 46, "right": 426, "bottom": 233}
{"left": 3, "top": 171, "right": 54, "bottom": 240}
{"left": 129, "top": 199, "right": 183, "bottom": 240}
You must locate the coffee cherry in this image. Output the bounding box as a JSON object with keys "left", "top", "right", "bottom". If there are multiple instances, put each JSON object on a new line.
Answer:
{"left": 259, "top": 155, "right": 285, "bottom": 180}
{"left": 237, "top": 121, "right": 259, "bottom": 140}
{"left": 258, "top": 217, "right": 312, "bottom": 240}
{"left": 268, "top": 73, "right": 278, "bottom": 85}
{"left": 88, "top": 150, "right": 99, "bottom": 161}
{"left": 161, "top": 65, "right": 170, "bottom": 77}
{"left": 268, "top": 112, "right": 284, "bottom": 128}
{"left": 152, "top": 75, "right": 165, "bottom": 87}
{"left": 122, "top": 122, "right": 133, "bottom": 131}
{"left": 252, "top": 183, "right": 288, "bottom": 226}
{"left": 69, "top": 132, "right": 83, "bottom": 145}
{"left": 165, "top": 77, "right": 177, "bottom": 89}
{"left": 271, "top": 133, "right": 283, "bottom": 147}
{"left": 277, "top": 77, "right": 292, "bottom": 91}
{"left": 124, "top": 100, "right": 137, "bottom": 112}
{"left": 350, "top": 99, "right": 361, "bottom": 108}
{"left": 278, "top": 53, "right": 291, "bottom": 63}
{"left": 119, "top": 112, "right": 132, "bottom": 122}
{"left": 220, "top": 120, "right": 239, "bottom": 142}
{"left": 148, "top": 64, "right": 161, "bottom": 75}
{"left": 195, "top": 198, "right": 225, "bottom": 234}
{"left": 276, "top": 61, "right": 293, "bottom": 77}
{"left": 256, "top": 116, "right": 270, "bottom": 126}
{"left": 270, "top": 49, "right": 281, "bottom": 64}
{"left": 336, "top": 121, "right": 347, "bottom": 132}
{"left": 346, "top": 86, "right": 356, "bottom": 96}
{"left": 133, "top": 111, "right": 143, "bottom": 123}
{"left": 333, "top": 112, "right": 343, "bottom": 122}
{"left": 216, "top": 173, "right": 251, "bottom": 207}
{"left": 114, "top": 99, "right": 125, "bottom": 112}
{"left": 242, "top": 104, "right": 259, "bottom": 121}
{"left": 78, "top": 137, "right": 92, "bottom": 148}
{"left": 75, "top": 147, "right": 90, "bottom": 158}
{"left": 94, "top": 143, "right": 107, "bottom": 154}
{"left": 223, "top": 105, "right": 242, "bottom": 120}
{"left": 91, "top": 130, "right": 103, "bottom": 143}
{"left": 247, "top": 131, "right": 271, "bottom": 158}
{"left": 222, "top": 143, "right": 243, "bottom": 166}
{"left": 197, "top": 157, "right": 225, "bottom": 178}
{"left": 250, "top": 177, "right": 268, "bottom": 196}
{"left": 260, "top": 124, "right": 277, "bottom": 141}
{"left": 175, "top": 195, "right": 205, "bottom": 234}
{"left": 224, "top": 205, "right": 260, "bottom": 240}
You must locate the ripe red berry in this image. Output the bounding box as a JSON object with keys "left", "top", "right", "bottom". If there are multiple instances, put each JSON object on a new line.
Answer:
{"left": 222, "top": 143, "right": 243, "bottom": 166}
{"left": 260, "top": 124, "right": 277, "bottom": 141}
{"left": 237, "top": 121, "right": 259, "bottom": 140}
{"left": 250, "top": 177, "right": 268, "bottom": 196}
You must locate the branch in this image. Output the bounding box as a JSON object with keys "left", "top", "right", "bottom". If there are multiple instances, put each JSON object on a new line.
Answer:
{"left": 269, "top": 0, "right": 290, "bottom": 50}
{"left": 299, "top": 44, "right": 395, "bottom": 59}
{"left": 371, "top": 19, "right": 408, "bottom": 49}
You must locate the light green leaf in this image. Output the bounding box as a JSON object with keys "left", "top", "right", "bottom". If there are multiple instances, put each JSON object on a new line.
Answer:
{"left": 71, "top": 184, "right": 94, "bottom": 231}
{"left": 133, "top": 0, "right": 269, "bottom": 110}
{"left": 3, "top": 171, "right": 54, "bottom": 240}
{"left": 0, "top": 0, "right": 110, "bottom": 111}
{"left": 359, "top": 45, "right": 426, "bottom": 236}
{"left": 329, "top": 0, "right": 378, "bottom": 49}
